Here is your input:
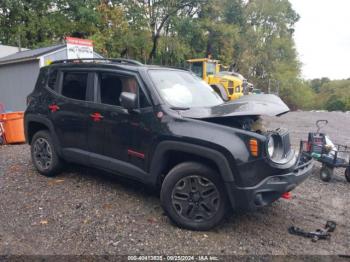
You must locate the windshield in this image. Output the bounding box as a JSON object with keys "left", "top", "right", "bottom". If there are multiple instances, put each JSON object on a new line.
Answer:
{"left": 206, "top": 62, "right": 216, "bottom": 75}
{"left": 190, "top": 62, "right": 203, "bottom": 78}
{"left": 149, "top": 70, "right": 223, "bottom": 108}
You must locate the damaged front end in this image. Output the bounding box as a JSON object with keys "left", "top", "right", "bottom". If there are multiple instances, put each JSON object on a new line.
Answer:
{"left": 181, "top": 94, "right": 313, "bottom": 209}
{"left": 183, "top": 95, "right": 298, "bottom": 167}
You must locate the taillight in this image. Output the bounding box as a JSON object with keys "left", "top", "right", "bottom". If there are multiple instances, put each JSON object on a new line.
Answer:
{"left": 249, "top": 139, "right": 259, "bottom": 157}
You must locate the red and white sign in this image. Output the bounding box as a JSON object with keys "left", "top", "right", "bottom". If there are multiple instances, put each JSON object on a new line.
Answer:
{"left": 66, "top": 37, "right": 94, "bottom": 59}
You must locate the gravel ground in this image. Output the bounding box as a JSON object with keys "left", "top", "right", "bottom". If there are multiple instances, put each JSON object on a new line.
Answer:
{"left": 0, "top": 111, "right": 349, "bottom": 256}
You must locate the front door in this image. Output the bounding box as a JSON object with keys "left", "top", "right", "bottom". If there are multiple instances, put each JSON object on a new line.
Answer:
{"left": 88, "top": 71, "right": 155, "bottom": 176}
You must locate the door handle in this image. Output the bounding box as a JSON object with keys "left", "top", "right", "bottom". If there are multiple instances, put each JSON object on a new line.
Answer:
{"left": 48, "top": 104, "right": 60, "bottom": 112}
{"left": 90, "top": 112, "right": 104, "bottom": 122}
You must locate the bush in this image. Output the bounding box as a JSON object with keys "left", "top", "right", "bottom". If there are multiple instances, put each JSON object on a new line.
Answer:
{"left": 280, "top": 81, "right": 316, "bottom": 110}
{"left": 325, "top": 96, "right": 347, "bottom": 111}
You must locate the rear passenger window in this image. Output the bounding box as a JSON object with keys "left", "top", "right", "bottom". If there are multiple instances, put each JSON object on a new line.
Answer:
{"left": 47, "top": 69, "right": 58, "bottom": 90}
{"left": 61, "top": 72, "right": 88, "bottom": 100}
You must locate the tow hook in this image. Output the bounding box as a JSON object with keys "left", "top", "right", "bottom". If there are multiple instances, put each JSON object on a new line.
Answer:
{"left": 288, "top": 221, "right": 337, "bottom": 242}
{"left": 281, "top": 192, "right": 292, "bottom": 199}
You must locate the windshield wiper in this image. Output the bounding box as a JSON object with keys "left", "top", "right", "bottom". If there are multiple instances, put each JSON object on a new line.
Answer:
{"left": 170, "top": 106, "right": 190, "bottom": 111}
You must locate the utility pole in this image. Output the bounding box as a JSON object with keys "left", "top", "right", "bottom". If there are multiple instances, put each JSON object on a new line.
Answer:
{"left": 17, "top": 32, "right": 22, "bottom": 52}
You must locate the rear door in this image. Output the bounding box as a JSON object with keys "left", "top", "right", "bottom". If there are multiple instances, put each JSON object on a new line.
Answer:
{"left": 50, "top": 69, "right": 94, "bottom": 162}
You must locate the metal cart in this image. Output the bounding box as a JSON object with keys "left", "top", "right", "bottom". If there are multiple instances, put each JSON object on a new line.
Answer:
{"left": 300, "top": 120, "right": 350, "bottom": 182}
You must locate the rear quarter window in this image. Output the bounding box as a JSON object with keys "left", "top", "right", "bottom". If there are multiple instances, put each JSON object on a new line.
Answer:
{"left": 34, "top": 68, "right": 48, "bottom": 90}
{"left": 47, "top": 68, "right": 58, "bottom": 90}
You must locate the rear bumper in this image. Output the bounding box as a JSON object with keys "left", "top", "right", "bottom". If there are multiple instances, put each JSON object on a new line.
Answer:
{"left": 226, "top": 154, "right": 313, "bottom": 210}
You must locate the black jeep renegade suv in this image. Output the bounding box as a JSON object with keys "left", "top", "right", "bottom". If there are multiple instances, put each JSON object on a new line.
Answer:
{"left": 25, "top": 58, "right": 313, "bottom": 230}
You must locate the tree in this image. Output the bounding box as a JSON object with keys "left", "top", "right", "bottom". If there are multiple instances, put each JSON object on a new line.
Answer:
{"left": 309, "top": 77, "right": 330, "bottom": 93}
{"left": 0, "top": 0, "right": 100, "bottom": 48}
{"left": 115, "top": 0, "right": 203, "bottom": 62}
{"left": 317, "top": 79, "right": 350, "bottom": 111}
{"left": 325, "top": 96, "right": 347, "bottom": 111}
{"left": 0, "top": 0, "right": 54, "bottom": 48}
{"left": 0, "top": 0, "right": 325, "bottom": 110}
{"left": 91, "top": 2, "right": 129, "bottom": 57}
{"left": 237, "top": 0, "right": 300, "bottom": 92}
{"left": 195, "top": 0, "right": 241, "bottom": 65}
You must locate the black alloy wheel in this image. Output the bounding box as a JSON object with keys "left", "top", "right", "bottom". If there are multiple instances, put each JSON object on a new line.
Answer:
{"left": 31, "top": 130, "right": 63, "bottom": 176}
{"left": 161, "top": 162, "right": 229, "bottom": 230}
{"left": 33, "top": 137, "right": 53, "bottom": 170}
{"left": 171, "top": 175, "right": 220, "bottom": 222}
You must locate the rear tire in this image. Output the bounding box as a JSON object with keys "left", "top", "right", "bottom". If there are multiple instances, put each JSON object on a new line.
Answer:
{"left": 320, "top": 165, "right": 333, "bottom": 182}
{"left": 31, "top": 130, "right": 63, "bottom": 177}
{"left": 160, "top": 162, "right": 229, "bottom": 231}
{"left": 345, "top": 167, "right": 350, "bottom": 183}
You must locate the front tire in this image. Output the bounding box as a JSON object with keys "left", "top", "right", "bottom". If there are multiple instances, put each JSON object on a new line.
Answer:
{"left": 31, "top": 130, "right": 63, "bottom": 177}
{"left": 160, "top": 162, "right": 229, "bottom": 230}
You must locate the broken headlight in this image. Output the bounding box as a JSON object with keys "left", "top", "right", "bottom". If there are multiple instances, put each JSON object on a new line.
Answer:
{"left": 266, "top": 130, "right": 296, "bottom": 166}
{"left": 267, "top": 135, "right": 275, "bottom": 158}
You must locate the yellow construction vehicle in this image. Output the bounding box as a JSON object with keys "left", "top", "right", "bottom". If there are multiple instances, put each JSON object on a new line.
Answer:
{"left": 187, "top": 58, "right": 245, "bottom": 101}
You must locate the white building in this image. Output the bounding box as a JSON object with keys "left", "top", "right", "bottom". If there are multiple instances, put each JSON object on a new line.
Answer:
{"left": 0, "top": 43, "right": 102, "bottom": 111}
{"left": 0, "top": 45, "right": 29, "bottom": 58}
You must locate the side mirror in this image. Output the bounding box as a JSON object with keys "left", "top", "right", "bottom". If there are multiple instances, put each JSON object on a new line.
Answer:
{"left": 120, "top": 92, "right": 137, "bottom": 111}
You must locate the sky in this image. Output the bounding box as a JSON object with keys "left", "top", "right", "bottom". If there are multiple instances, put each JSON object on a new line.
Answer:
{"left": 289, "top": 0, "right": 350, "bottom": 80}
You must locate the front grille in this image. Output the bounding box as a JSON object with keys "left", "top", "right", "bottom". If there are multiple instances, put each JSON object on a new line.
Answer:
{"left": 228, "top": 87, "right": 234, "bottom": 95}
{"left": 228, "top": 81, "right": 234, "bottom": 87}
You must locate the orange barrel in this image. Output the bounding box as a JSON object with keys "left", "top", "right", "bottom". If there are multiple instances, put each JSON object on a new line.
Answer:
{"left": 0, "top": 112, "right": 25, "bottom": 144}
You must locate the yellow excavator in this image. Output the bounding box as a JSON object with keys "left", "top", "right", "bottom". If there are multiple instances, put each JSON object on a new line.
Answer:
{"left": 187, "top": 58, "right": 246, "bottom": 101}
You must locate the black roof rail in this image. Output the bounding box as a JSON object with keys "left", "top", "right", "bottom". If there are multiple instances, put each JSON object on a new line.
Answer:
{"left": 166, "top": 65, "right": 189, "bottom": 71}
{"left": 51, "top": 58, "right": 143, "bottom": 66}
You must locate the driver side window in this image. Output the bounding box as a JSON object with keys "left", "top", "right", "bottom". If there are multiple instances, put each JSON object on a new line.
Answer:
{"left": 99, "top": 73, "right": 123, "bottom": 106}
{"left": 97, "top": 73, "right": 150, "bottom": 108}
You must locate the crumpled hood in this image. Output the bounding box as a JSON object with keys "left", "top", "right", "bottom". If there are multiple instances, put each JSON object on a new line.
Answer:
{"left": 180, "top": 94, "right": 290, "bottom": 119}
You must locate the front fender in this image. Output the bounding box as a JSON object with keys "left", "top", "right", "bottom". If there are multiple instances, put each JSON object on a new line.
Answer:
{"left": 149, "top": 140, "right": 236, "bottom": 185}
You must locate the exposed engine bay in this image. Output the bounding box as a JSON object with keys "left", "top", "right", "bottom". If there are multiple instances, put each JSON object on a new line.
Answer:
{"left": 180, "top": 94, "right": 296, "bottom": 165}
{"left": 200, "top": 115, "right": 267, "bottom": 133}
{"left": 200, "top": 115, "right": 295, "bottom": 167}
